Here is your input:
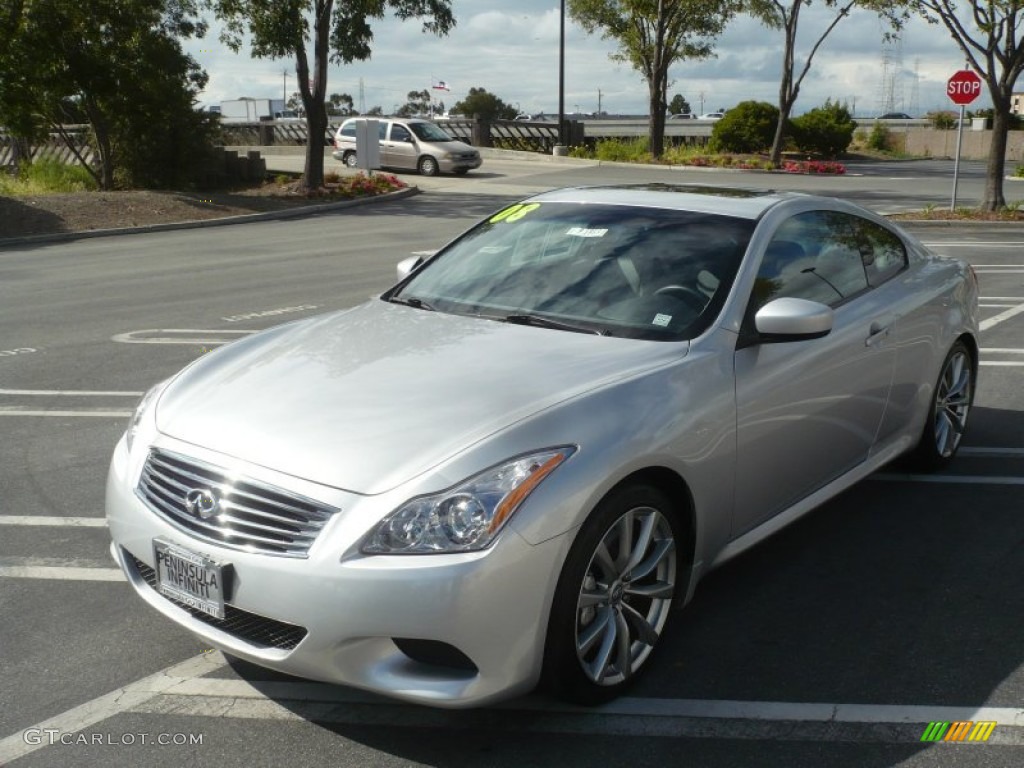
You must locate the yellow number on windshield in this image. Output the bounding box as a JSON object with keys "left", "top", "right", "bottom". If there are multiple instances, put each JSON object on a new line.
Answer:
{"left": 489, "top": 203, "right": 540, "bottom": 224}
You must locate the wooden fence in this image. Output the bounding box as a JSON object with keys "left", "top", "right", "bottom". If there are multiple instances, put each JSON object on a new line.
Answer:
{"left": 0, "top": 126, "right": 96, "bottom": 170}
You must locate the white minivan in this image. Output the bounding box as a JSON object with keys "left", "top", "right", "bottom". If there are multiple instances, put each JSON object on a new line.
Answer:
{"left": 332, "top": 117, "right": 482, "bottom": 176}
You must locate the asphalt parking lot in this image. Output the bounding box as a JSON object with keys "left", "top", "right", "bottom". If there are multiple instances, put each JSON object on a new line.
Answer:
{"left": 1, "top": 163, "right": 1023, "bottom": 766}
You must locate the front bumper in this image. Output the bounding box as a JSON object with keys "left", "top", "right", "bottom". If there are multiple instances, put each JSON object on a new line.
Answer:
{"left": 106, "top": 435, "right": 571, "bottom": 708}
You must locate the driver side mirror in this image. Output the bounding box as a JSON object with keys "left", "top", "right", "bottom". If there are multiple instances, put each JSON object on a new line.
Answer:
{"left": 755, "top": 297, "right": 833, "bottom": 342}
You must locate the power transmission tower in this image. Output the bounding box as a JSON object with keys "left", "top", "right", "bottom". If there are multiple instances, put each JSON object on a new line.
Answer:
{"left": 877, "top": 29, "right": 905, "bottom": 114}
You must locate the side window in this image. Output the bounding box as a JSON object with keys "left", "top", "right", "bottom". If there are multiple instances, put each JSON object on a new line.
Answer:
{"left": 378, "top": 122, "right": 388, "bottom": 140}
{"left": 340, "top": 123, "right": 356, "bottom": 138}
{"left": 858, "top": 220, "right": 907, "bottom": 286}
{"left": 751, "top": 211, "right": 869, "bottom": 311}
{"left": 390, "top": 125, "right": 411, "bottom": 142}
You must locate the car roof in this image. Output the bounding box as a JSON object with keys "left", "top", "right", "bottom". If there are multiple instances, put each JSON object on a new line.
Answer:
{"left": 526, "top": 184, "right": 806, "bottom": 220}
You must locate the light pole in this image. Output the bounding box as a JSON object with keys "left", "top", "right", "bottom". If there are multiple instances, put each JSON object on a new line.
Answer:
{"left": 558, "top": 0, "right": 565, "bottom": 147}
{"left": 282, "top": 68, "right": 288, "bottom": 107}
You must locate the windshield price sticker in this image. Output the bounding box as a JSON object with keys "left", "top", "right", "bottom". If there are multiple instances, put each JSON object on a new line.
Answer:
{"left": 566, "top": 227, "right": 608, "bottom": 238}
{"left": 489, "top": 203, "right": 540, "bottom": 224}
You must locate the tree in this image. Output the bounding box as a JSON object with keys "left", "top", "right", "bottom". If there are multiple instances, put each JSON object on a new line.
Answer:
{"left": 209, "top": 0, "right": 455, "bottom": 192}
{"left": 906, "top": 1, "right": 1024, "bottom": 210}
{"left": 0, "top": 0, "right": 214, "bottom": 189}
{"left": 569, "top": 0, "right": 739, "bottom": 157}
{"left": 744, "top": 1, "right": 905, "bottom": 165}
{"left": 396, "top": 89, "right": 432, "bottom": 116}
{"left": 668, "top": 93, "right": 692, "bottom": 115}
{"left": 328, "top": 92, "right": 357, "bottom": 116}
{"left": 451, "top": 87, "right": 519, "bottom": 121}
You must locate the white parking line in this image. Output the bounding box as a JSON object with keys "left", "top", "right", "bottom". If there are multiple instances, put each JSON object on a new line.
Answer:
{"left": 0, "top": 652, "right": 227, "bottom": 765}
{"left": 876, "top": 474, "right": 1024, "bottom": 485}
{"left": 960, "top": 447, "right": 1024, "bottom": 457}
{"left": 0, "top": 557, "right": 125, "bottom": 581}
{"left": 0, "top": 389, "right": 143, "bottom": 396}
{"left": 111, "top": 329, "right": 257, "bottom": 345}
{"left": 981, "top": 362, "right": 1024, "bottom": 367}
{"left": 0, "top": 516, "right": 107, "bottom": 527}
{"left": 981, "top": 348, "right": 1024, "bottom": 354}
{"left": 980, "top": 302, "right": 1024, "bottom": 331}
{"left": 0, "top": 409, "right": 131, "bottom": 417}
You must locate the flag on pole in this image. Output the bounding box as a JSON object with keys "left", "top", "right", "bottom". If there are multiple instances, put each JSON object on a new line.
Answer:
{"left": 432, "top": 80, "right": 451, "bottom": 92}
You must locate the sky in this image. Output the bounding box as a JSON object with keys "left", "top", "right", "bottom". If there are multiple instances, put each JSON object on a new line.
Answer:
{"left": 184, "top": 2, "right": 986, "bottom": 119}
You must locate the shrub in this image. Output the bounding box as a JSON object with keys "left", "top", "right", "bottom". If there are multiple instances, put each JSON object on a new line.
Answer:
{"left": 867, "top": 121, "right": 890, "bottom": 151}
{"left": 592, "top": 137, "right": 652, "bottom": 163}
{"left": 790, "top": 99, "right": 856, "bottom": 158}
{"left": 709, "top": 101, "right": 780, "bottom": 154}
{"left": 927, "top": 111, "right": 957, "bottom": 130}
{"left": 782, "top": 160, "right": 846, "bottom": 175}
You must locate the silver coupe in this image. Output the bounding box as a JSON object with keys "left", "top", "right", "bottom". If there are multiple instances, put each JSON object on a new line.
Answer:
{"left": 106, "top": 184, "right": 979, "bottom": 708}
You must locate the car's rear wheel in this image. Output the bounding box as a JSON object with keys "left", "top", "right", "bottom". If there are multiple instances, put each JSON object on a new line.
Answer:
{"left": 343, "top": 152, "right": 358, "bottom": 168}
{"left": 911, "top": 340, "right": 975, "bottom": 470}
{"left": 543, "top": 483, "right": 680, "bottom": 705}
{"left": 417, "top": 155, "right": 439, "bottom": 176}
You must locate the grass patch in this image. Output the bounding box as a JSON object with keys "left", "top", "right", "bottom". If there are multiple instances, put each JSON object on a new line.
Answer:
{"left": 0, "top": 159, "right": 98, "bottom": 195}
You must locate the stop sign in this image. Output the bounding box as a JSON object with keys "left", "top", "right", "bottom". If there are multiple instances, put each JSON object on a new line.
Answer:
{"left": 947, "top": 70, "right": 982, "bottom": 106}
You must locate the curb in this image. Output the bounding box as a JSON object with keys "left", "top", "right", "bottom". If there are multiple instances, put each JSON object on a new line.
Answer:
{"left": 0, "top": 186, "right": 420, "bottom": 249}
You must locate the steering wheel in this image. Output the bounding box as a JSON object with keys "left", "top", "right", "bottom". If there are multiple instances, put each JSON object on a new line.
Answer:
{"left": 654, "top": 284, "right": 708, "bottom": 311}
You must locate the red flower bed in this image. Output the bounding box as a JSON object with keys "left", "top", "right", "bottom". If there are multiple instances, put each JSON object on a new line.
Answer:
{"left": 782, "top": 160, "right": 846, "bottom": 175}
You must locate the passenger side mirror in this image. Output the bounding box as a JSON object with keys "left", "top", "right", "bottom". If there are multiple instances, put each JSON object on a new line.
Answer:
{"left": 755, "top": 297, "right": 833, "bottom": 342}
{"left": 396, "top": 255, "right": 424, "bottom": 281}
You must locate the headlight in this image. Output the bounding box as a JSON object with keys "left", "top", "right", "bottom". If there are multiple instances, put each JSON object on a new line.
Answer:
{"left": 362, "top": 447, "right": 575, "bottom": 554}
{"left": 125, "top": 381, "right": 166, "bottom": 454}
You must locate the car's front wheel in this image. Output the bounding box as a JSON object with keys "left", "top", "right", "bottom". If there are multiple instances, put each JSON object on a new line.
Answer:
{"left": 911, "top": 339, "right": 975, "bottom": 470}
{"left": 417, "top": 155, "right": 439, "bottom": 176}
{"left": 343, "top": 152, "right": 358, "bottom": 168}
{"left": 543, "top": 483, "right": 681, "bottom": 705}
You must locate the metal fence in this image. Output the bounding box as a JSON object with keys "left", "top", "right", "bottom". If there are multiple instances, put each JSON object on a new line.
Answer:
{"left": 0, "top": 126, "right": 96, "bottom": 170}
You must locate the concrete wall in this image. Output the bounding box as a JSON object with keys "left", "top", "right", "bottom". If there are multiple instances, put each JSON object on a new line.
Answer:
{"left": 875, "top": 125, "right": 1024, "bottom": 162}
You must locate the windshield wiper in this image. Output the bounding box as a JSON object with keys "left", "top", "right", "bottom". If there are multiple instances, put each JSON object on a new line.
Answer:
{"left": 388, "top": 295, "right": 435, "bottom": 311}
{"left": 502, "top": 313, "right": 607, "bottom": 335}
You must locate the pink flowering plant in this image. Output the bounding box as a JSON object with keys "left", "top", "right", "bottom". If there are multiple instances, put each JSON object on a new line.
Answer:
{"left": 782, "top": 160, "right": 846, "bottom": 175}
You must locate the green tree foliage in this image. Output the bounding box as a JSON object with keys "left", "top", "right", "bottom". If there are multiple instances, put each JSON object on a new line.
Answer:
{"left": 668, "top": 94, "right": 692, "bottom": 115}
{"left": 743, "top": 0, "right": 906, "bottom": 165}
{"left": 708, "top": 100, "right": 779, "bottom": 154}
{"left": 0, "top": 0, "right": 215, "bottom": 189}
{"left": 451, "top": 87, "right": 518, "bottom": 121}
{"left": 790, "top": 99, "right": 856, "bottom": 157}
{"left": 397, "top": 89, "right": 432, "bottom": 116}
{"left": 328, "top": 93, "right": 357, "bottom": 116}
{"left": 209, "top": 0, "right": 454, "bottom": 191}
{"left": 906, "top": 0, "right": 1024, "bottom": 210}
{"left": 569, "top": 0, "right": 739, "bottom": 158}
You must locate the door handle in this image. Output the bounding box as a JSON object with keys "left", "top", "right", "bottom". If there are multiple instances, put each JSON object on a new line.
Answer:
{"left": 865, "top": 321, "right": 891, "bottom": 347}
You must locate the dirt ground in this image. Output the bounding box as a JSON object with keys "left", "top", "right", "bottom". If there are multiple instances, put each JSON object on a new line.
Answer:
{"left": 0, "top": 185, "right": 363, "bottom": 240}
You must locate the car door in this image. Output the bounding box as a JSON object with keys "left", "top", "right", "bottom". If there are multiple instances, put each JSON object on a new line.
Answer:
{"left": 383, "top": 123, "right": 417, "bottom": 170}
{"left": 731, "top": 210, "right": 898, "bottom": 536}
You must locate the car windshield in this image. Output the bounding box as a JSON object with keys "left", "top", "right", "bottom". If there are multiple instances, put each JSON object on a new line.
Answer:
{"left": 390, "top": 202, "right": 754, "bottom": 341}
{"left": 409, "top": 122, "right": 455, "bottom": 142}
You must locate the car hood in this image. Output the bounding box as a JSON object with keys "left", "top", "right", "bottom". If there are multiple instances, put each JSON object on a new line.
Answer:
{"left": 156, "top": 300, "right": 685, "bottom": 495}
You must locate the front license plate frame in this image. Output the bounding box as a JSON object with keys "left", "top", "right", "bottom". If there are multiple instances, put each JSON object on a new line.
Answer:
{"left": 153, "top": 538, "right": 227, "bottom": 620}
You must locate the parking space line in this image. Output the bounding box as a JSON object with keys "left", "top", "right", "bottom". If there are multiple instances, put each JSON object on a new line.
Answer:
{"left": 0, "top": 652, "right": 227, "bottom": 765}
{"left": 0, "top": 516, "right": 106, "bottom": 527}
{"left": 980, "top": 302, "right": 1024, "bottom": 331}
{"left": 960, "top": 447, "right": 1024, "bottom": 457}
{"left": 125, "top": 681, "right": 1024, "bottom": 744}
{"left": 981, "top": 348, "right": 1024, "bottom": 354}
{"left": 981, "top": 362, "right": 1024, "bottom": 366}
{"left": 0, "top": 408, "right": 132, "bottom": 417}
{"left": 875, "top": 474, "right": 1024, "bottom": 485}
{"left": 0, "top": 556, "right": 125, "bottom": 581}
{"left": 0, "top": 389, "right": 143, "bottom": 396}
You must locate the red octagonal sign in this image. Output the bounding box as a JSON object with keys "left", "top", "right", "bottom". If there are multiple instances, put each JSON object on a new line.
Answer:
{"left": 947, "top": 70, "right": 982, "bottom": 106}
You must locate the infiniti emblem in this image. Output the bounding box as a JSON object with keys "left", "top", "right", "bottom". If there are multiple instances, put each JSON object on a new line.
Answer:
{"left": 184, "top": 488, "right": 220, "bottom": 520}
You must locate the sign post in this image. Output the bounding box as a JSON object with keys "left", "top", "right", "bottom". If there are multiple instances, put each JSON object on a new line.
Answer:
{"left": 947, "top": 69, "right": 983, "bottom": 210}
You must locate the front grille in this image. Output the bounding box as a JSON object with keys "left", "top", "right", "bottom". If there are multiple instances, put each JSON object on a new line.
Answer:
{"left": 130, "top": 553, "right": 307, "bottom": 651}
{"left": 136, "top": 448, "right": 337, "bottom": 558}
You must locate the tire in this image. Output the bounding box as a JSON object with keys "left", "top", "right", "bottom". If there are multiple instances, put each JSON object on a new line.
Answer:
{"left": 543, "top": 483, "right": 682, "bottom": 705}
{"left": 910, "top": 340, "right": 975, "bottom": 470}
{"left": 417, "top": 155, "right": 439, "bottom": 176}
{"left": 343, "top": 152, "right": 358, "bottom": 169}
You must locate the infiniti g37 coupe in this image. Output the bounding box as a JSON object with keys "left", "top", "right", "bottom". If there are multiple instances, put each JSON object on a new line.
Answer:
{"left": 107, "top": 184, "right": 978, "bottom": 708}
